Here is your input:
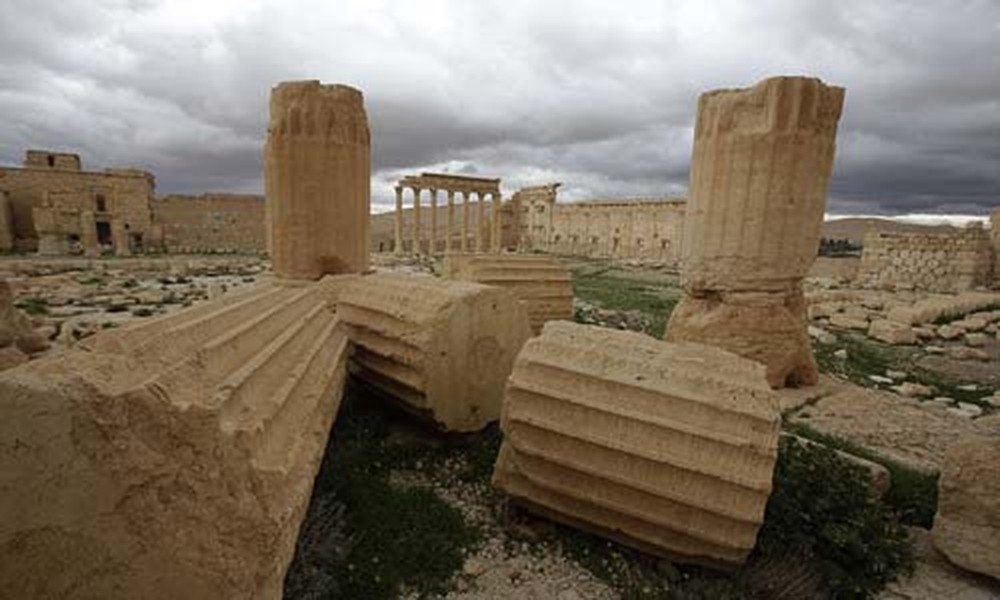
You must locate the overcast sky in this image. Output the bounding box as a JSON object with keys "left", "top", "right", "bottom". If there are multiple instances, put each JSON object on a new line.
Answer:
{"left": 1, "top": 0, "right": 998, "bottom": 215}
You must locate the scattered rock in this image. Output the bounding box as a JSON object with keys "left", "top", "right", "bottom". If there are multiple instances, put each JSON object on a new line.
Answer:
{"left": 893, "top": 382, "right": 932, "bottom": 398}
{"left": 834, "top": 348, "right": 848, "bottom": 360}
{"left": 937, "top": 325, "right": 963, "bottom": 340}
{"left": 869, "top": 319, "right": 917, "bottom": 345}
{"left": 0, "top": 345, "right": 28, "bottom": 371}
{"left": 932, "top": 435, "right": 1000, "bottom": 581}
{"left": 964, "top": 333, "right": 987, "bottom": 347}
{"left": 948, "top": 347, "right": 990, "bottom": 362}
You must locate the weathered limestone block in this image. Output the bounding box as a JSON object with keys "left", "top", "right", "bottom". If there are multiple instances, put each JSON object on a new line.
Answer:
{"left": 887, "top": 292, "right": 1000, "bottom": 326}
{"left": 869, "top": 319, "right": 917, "bottom": 345}
{"left": 0, "top": 280, "right": 47, "bottom": 355}
{"left": 494, "top": 321, "right": 781, "bottom": 566}
{"left": 444, "top": 253, "right": 573, "bottom": 333}
{"left": 0, "top": 191, "right": 13, "bottom": 252}
{"left": 932, "top": 435, "right": 1000, "bottom": 581}
{"left": 265, "top": 80, "right": 371, "bottom": 279}
{"left": 666, "top": 76, "right": 845, "bottom": 388}
{"left": 0, "top": 278, "right": 351, "bottom": 599}
{"left": 337, "top": 272, "right": 532, "bottom": 431}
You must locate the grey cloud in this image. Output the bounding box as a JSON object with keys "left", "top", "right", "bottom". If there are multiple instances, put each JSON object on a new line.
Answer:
{"left": 1, "top": 0, "right": 999, "bottom": 215}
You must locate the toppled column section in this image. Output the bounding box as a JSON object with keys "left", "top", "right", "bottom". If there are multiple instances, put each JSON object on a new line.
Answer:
{"left": 493, "top": 321, "right": 781, "bottom": 566}
{"left": 444, "top": 254, "right": 573, "bottom": 333}
{"left": 666, "top": 76, "right": 845, "bottom": 388}
{"left": 337, "top": 272, "right": 532, "bottom": 431}
{"left": 265, "top": 80, "right": 371, "bottom": 279}
{"left": 0, "top": 278, "right": 352, "bottom": 599}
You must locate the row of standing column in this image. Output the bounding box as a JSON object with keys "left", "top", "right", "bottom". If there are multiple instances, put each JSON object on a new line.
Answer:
{"left": 394, "top": 187, "right": 502, "bottom": 256}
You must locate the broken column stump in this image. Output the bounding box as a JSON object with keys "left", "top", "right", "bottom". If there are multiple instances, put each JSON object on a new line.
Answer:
{"left": 337, "top": 272, "right": 532, "bottom": 431}
{"left": 666, "top": 76, "right": 845, "bottom": 388}
{"left": 493, "top": 321, "right": 781, "bottom": 566}
{"left": 265, "top": 80, "right": 371, "bottom": 279}
{"left": 0, "top": 278, "right": 352, "bottom": 599}
{"left": 443, "top": 253, "right": 573, "bottom": 334}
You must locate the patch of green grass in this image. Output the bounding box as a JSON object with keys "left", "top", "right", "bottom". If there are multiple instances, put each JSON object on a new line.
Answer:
{"left": 785, "top": 421, "right": 939, "bottom": 528}
{"left": 288, "top": 382, "right": 482, "bottom": 600}
{"left": 757, "top": 437, "right": 914, "bottom": 599}
{"left": 569, "top": 261, "right": 681, "bottom": 337}
{"left": 15, "top": 297, "right": 49, "bottom": 315}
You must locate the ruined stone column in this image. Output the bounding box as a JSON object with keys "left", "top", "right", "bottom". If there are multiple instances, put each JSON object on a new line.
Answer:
{"left": 446, "top": 190, "right": 455, "bottom": 254}
{"left": 265, "top": 80, "right": 371, "bottom": 279}
{"left": 491, "top": 192, "right": 502, "bottom": 252}
{"left": 394, "top": 186, "right": 403, "bottom": 256}
{"left": 476, "top": 192, "right": 486, "bottom": 252}
{"left": 111, "top": 218, "right": 131, "bottom": 256}
{"left": 411, "top": 187, "right": 421, "bottom": 256}
{"left": 79, "top": 212, "right": 100, "bottom": 257}
{"left": 462, "top": 190, "right": 471, "bottom": 252}
{"left": 429, "top": 188, "right": 438, "bottom": 255}
{"left": 665, "top": 76, "right": 845, "bottom": 388}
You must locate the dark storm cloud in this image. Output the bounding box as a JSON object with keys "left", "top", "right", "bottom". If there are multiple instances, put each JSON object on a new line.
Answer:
{"left": 1, "top": 0, "right": 998, "bottom": 214}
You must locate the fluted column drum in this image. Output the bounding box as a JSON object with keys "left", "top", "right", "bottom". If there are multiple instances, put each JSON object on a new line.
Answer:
{"left": 265, "top": 80, "right": 371, "bottom": 279}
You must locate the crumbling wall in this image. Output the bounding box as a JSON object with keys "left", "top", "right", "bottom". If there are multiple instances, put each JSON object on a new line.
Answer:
{"left": 155, "top": 194, "right": 266, "bottom": 254}
{"left": 858, "top": 227, "right": 994, "bottom": 292}
{"left": 0, "top": 191, "right": 13, "bottom": 252}
{"left": 519, "top": 195, "right": 687, "bottom": 264}
{"left": 0, "top": 150, "right": 158, "bottom": 253}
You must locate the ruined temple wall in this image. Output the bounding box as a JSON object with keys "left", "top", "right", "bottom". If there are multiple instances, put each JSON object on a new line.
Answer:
{"left": 858, "top": 228, "right": 994, "bottom": 292}
{"left": 0, "top": 165, "right": 156, "bottom": 251}
{"left": 155, "top": 194, "right": 266, "bottom": 254}
{"left": 992, "top": 208, "right": 1000, "bottom": 282}
{"left": 528, "top": 199, "right": 687, "bottom": 263}
{"left": 0, "top": 191, "right": 13, "bottom": 252}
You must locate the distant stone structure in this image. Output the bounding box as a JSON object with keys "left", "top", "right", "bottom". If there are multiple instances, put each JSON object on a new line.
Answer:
{"left": 0, "top": 150, "right": 160, "bottom": 255}
{"left": 516, "top": 186, "right": 687, "bottom": 263}
{"left": 265, "top": 81, "right": 371, "bottom": 278}
{"left": 0, "top": 190, "right": 13, "bottom": 252}
{"left": 858, "top": 225, "right": 995, "bottom": 292}
{"left": 393, "top": 172, "right": 503, "bottom": 255}
{"left": 155, "top": 194, "right": 265, "bottom": 254}
{"left": 666, "top": 76, "right": 846, "bottom": 388}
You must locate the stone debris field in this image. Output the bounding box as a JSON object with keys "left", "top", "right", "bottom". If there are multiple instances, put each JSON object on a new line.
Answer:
{"left": 1, "top": 76, "right": 999, "bottom": 600}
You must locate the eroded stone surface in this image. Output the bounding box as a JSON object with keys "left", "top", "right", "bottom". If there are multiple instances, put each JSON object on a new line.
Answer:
{"left": 265, "top": 81, "right": 371, "bottom": 279}
{"left": 494, "top": 321, "right": 781, "bottom": 566}
{"left": 666, "top": 76, "right": 845, "bottom": 388}
{"left": 932, "top": 435, "right": 1000, "bottom": 581}
{"left": 337, "top": 272, "right": 532, "bottom": 431}
{"left": 444, "top": 253, "right": 573, "bottom": 333}
{"left": 0, "top": 278, "right": 351, "bottom": 599}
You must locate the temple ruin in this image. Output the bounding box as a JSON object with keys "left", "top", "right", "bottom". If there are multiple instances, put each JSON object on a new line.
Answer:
{"left": 392, "top": 172, "right": 504, "bottom": 255}
{"left": 666, "top": 76, "right": 846, "bottom": 388}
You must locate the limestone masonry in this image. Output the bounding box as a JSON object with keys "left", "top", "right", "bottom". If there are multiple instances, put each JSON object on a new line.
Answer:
{"left": 265, "top": 81, "right": 371, "bottom": 278}
{"left": 666, "top": 76, "right": 846, "bottom": 388}
{"left": 443, "top": 253, "right": 574, "bottom": 333}
{"left": 337, "top": 272, "right": 532, "bottom": 431}
{"left": 493, "top": 321, "right": 781, "bottom": 566}
{"left": 0, "top": 279, "right": 352, "bottom": 598}
{"left": 155, "top": 193, "right": 265, "bottom": 254}
{"left": 859, "top": 226, "right": 995, "bottom": 292}
{"left": 0, "top": 150, "right": 160, "bottom": 255}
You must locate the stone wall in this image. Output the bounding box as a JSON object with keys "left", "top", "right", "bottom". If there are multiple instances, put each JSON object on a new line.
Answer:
{"left": 155, "top": 194, "right": 266, "bottom": 254}
{"left": 0, "top": 191, "right": 13, "bottom": 252}
{"left": 0, "top": 150, "right": 158, "bottom": 254}
{"left": 859, "top": 227, "right": 995, "bottom": 292}
{"left": 992, "top": 208, "right": 1000, "bottom": 281}
{"left": 520, "top": 194, "right": 687, "bottom": 264}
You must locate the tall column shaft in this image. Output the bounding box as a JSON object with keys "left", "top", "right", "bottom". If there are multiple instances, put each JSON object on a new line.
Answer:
{"left": 446, "top": 190, "right": 455, "bottom": 254}
{"left": 411, "top": 187, "right": 421, "bottom": 256}
{"left": 476, "top": 192, "right": 485, "bottom": 252}
{"left": 394, "top": 186, "right": 403, "bottom": 255}
{"left": 491, "top": 192, "right": 502, "bottom": 253}
{"left": 429, "top": 188, "right": 438, "bottom": 255}
{"left": 462, "top": 191, "right": 470, "bottom": 252}
{"left": 265, "top": 80, "right": 371, "bottom": 279}
{"left": 665, "top": 76, "right": 845, "bottom": 388}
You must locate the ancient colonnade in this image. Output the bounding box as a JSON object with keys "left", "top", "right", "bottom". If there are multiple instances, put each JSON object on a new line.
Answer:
{"left": 393, "top": 173, "right": 502, "bottom": 256}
